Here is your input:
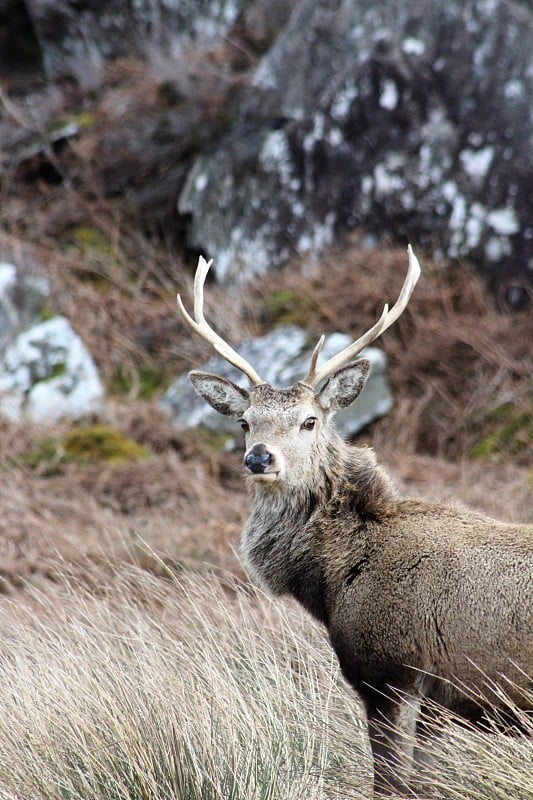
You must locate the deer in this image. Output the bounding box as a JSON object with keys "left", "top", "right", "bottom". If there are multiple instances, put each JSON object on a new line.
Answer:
{"left": 177, "top": 246, "right": 533, "bottom": 797}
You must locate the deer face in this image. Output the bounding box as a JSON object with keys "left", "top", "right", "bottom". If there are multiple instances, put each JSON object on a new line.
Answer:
{"left": 178, "top": 247, "right": 419, "bottom": 484}
{"left": 189, "top": 360, "right": 370, "bottom": 486}
{"left": 240, "top": 383, "right": 323, "bottom": 484}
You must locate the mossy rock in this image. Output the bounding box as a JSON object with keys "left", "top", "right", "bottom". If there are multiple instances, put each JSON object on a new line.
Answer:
{"left": 63, "top": 425, "right": 149, "bottom": 464}
{"left": 25, "top": 426, "right": 149, "bottom": 470}
{"left": 470, "top": 403, "right": 532, "bottom": 459}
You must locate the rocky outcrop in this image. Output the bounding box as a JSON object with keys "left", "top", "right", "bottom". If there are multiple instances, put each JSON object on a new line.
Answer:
{"left": 2, "top": 0, "right": 531, "bottom": 304}
{"left": 0, "top": 262, "right": 104, "bottom": 423}
{"left": 161, "top": 325, "right": 392, "bottom": 438}
{"left": 180, "top": 0, "right": 532, "bottom": 301}
{"left": 0, "top": 315, "right": 105, "bottom": 423}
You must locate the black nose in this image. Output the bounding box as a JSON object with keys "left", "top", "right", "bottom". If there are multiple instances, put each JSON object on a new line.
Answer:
{"left": 244, "top": 444, "right": 272, "bottom": 474}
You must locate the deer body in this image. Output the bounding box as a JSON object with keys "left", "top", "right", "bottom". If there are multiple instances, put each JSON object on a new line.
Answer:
{"left": 178, "top": 249, "right": 532, "bottom": 796}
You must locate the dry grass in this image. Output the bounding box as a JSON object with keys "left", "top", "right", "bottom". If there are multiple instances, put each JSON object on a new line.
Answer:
{"left": 0, "top": 567, "right": 530, "bottom": 800}
{"left": 0, "top": 569, "right": 368, "bottom": 800}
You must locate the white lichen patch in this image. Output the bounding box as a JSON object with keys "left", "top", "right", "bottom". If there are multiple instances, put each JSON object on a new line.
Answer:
{"left": 0, "top": 263, "right": 16, "bottom": 295}
{"left": 327, "top": 127, "right": 344, "bottom": 146}
{"left": 252, "top": 58, "right": 277, "bottom": 90}
{"left": 260, "top": 130, "right": 294, "bottom": 187}
{"left": 192, "top": 1, "right": 241, "bottom": 40}
{"left": 503, "top": 79, "right": 524, "bottom": 100}
{"left": 374, "top": 159, "right": 405, "bottom": 197}
{"left": 194, "top": 172, "right": 208, "bottom": 193}
{"left": 487, "top": 207, "right": 520, "bottom": 235}
{"left": 459, "top": 146, "right": 494, "bottom": 182}
{"left": 485, "top": 236, "right": 511, "bottom": 261}
{"left": 330, "top": 84, "right": 359, "bottom": 120}
{"left": 297, "top": 212, "right": 336, "bottom": 255}
{"left": 379, "top": 79, "right": 399, "bottom": 110}
{"left": 464, "top": 203, "right": 487, "bottom": 250}
{"left": 303, "top": 112, "right": 326, "bottom": 153}
{"left": 402, "top": 37, "right": 426, "bottom": 56}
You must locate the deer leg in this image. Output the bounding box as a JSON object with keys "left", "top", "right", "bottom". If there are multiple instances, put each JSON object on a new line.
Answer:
{"left": 413, "top": 700, "right": 441, "bottom": 769}
{"left": 410, "top": 700, "right": 445, "bottom": 796}
{"left": 364, "top": 689, "right": 419, "bottom": 797}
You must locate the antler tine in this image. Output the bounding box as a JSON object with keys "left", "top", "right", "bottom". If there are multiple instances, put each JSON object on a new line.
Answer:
{"left": 177, "top": 256, "right": 263, "bottom": 386}
{"left": 307, "top": 335, "right": 325, "bottom": 378}
{"left": 303, "top": 245, "right": 421, "bottom": 389}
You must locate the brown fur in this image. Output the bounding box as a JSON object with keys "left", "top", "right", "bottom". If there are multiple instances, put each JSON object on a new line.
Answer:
{"left": 190, "top": 369, "right": 532, "bottom": 797}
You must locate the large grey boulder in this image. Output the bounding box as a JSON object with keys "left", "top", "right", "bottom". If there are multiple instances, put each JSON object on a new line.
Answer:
{"left": 0, "top": 315, "right": 105, "bottom": 423}
{"left": 160, "top": 325, "right": 392, "bottom": 438}
{"left": 180, "top": 0, "right": 532, "bottom": 299}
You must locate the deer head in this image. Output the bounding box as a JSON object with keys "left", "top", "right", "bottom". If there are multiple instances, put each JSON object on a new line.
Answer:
{"left": 177, "top": 247, "right": 420, "bottom": 485}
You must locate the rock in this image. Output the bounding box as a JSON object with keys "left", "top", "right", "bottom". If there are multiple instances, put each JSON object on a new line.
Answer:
{"left": 160, "top": 325, "right": 392, "bottom": 438}
{"left": 0, "top": 315, "right": 105, "bottom": 423}
{"left": 179, "top": 0, "right": 532, "bottom": 295}
{"left": 24, "top": 0, "right": 247, "bottom": 87}
{"left": 0, "top": 261, "right": 50, "bottom": 349}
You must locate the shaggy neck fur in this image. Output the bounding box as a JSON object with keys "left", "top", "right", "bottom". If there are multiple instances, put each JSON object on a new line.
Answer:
{"left": 240, "top": 428, "right": 396, "bottom": 624}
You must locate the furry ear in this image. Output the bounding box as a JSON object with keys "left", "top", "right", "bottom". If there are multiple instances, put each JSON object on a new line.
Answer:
{"left": 316, "top": 359, "right": 370, "bottom": 411}
{"left": 189, "top": 371, "right": 250, "bottom": 417}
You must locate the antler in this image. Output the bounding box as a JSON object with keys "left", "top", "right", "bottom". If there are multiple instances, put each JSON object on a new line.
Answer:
{"left": 177, "top": 256, "right": 264, "bottom": 386}
{"left": 303, "top": 245, "right": 421, "bottom": 389}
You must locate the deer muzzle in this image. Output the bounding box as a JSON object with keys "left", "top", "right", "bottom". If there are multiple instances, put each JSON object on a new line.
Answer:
{"left": 244, "top": 444, "right": 273, "bottom": 474}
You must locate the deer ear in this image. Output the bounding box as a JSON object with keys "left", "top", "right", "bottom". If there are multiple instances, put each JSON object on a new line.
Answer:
{"left": 189, "top": 371, "right": 250, "bottom": 417}
{"left": 316, "top": 359, "right": 370, "bottom": 411}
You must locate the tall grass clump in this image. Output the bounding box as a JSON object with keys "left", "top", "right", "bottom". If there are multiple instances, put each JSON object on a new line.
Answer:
{"left": 0, "top": 570, "right": 368, "bottom": 800}
{"left": 0, "top": 567, "right": 530, "bottom": 799}
{"left": 411, "top": 691, "right": 533, "bottom": 800}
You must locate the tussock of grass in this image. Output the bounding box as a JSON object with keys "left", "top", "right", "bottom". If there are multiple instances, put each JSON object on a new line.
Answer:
{"left": 0, "top": 568, "right": 530, "bottom": 800}
{"left": 0, "top": 570, "right": 368, "bottom": 800}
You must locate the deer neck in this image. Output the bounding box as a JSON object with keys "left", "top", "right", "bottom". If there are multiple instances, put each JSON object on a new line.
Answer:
{"left": 240, "top": 434, "right": 395, "bottom": 625}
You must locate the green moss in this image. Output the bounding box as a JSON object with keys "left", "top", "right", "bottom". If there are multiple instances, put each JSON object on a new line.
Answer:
{"left": 63, "top": 425, "right": 149, "bottom": 464}
{"left": 72, "top": 226, "right": 112, "bottom": 255}
{"left": 39, "top": 305, "right": 56, "bottom": 322}
{"left": 263, "top": 290, "right": 318, "bottom": 326}
{"left": 470, "top": 403, "right": 532, "bottom": 459}
{"left": 48, "top": 111, "right": 96, "bottom": 137}
{"left": 50, "top": 362, "right": 67, "bottom": 379}
{"left": 25, "top": 426, "right": 150, "bottom": 471}
{"left": 24, "top": 439, "right": 63, "bottom": 472}
{"left": 108, "top": 366, "right": 168, "bottom": 400}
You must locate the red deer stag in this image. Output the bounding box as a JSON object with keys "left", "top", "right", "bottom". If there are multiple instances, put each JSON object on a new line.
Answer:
{"left": 177, "top": 246, "right": 532, "bottom": 797}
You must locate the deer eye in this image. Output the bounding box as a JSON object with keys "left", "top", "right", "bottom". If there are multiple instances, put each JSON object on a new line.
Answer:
{"left": 301, "top": 416, "right": 317, "bottom": 431}
{"left": 238, "top": 419, "right": 250, "bottom": 433}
